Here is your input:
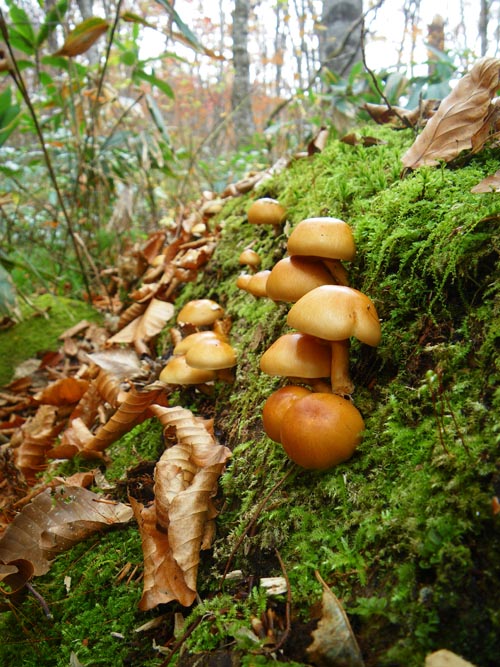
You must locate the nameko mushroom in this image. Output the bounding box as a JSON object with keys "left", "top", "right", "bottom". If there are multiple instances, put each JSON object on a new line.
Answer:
{"left": 286, "top": 217, "right": 356, "bottom": 286}
{"left": 287, "top": 285, "right": 381, "bottom": 395}
{"left": 247, "top": 197, "right": 287, "bottom": 230}
{"left": 279, "top": 392, "right": 365, "bottom": 469}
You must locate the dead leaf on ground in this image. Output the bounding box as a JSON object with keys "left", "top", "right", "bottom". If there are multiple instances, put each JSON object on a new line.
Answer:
{"left": 471, "top": 169, "right": 500, "bottom": 193}
{"left": 132, "top": 405, "right": 231, "bottom": 609}
{"left": 0, "top": 485, "right": 132, "bottom": 594}
{"left": 402, "top": 57, "right": 500, "bottom": 169}
{"left": 34, "top": 377, "right": 89, "bottom": 406}
{"left": 306, "top": 571, "right": 364, "bottom": 667}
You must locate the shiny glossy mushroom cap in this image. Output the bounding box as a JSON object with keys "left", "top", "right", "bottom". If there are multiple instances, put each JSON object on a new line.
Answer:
{"left": 266, "top": 256, "right": 333, "bottom": 302}
{"left": 173, "top": 331, "right": 223, "bottom": 355}
{"left": 280, "top": 393, "right": 364, "bottom": 469}
{"left": 238, "top": 248, "right": 261, "bottom": 269}
{"left": 177, "top": 299, "right": 225, "bottom": 327}
{"left": 247, "top": 198, "right": 286, "bottom": 226}
{"left": 159, "top": 355, "right": 216, "bottom": 384}
{"left": 260, "top": 332, "right": 331, "bottom": 378}
{"left": 185, "top": 338, "right": 237, "bottom": 370}
{"left": 287, "top": 217, "right": 355, "bottom": 261}
{"left": 287, "top": 285, "right": 381, "bottom": 346}
{"left": 262, "top": 385, "right": 312, "bottom": 443}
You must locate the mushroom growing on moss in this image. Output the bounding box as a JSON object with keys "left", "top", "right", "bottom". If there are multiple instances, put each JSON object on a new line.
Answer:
{"left": 287, "top": 217, "right": 356, "bottom": 286}
{"left": 262, "top": 385, "right": 311, "bottom": 443}
{"left": 260, "top": 332, "right": 332, "bottom": 391}
{"left": 279, "top": 392, "right": 364, "bottom": 469}
{"left": 287, "top": 285, "right": 381, "bottom": 395}
{"left": 177, "top": 299, "right": 225, "bottom": 328}
{"left": 238, "top": 248, "right": 261, "bottom": 271}
{"left": 247, "top": 198, "right": 286, "bottom": 230}
{"left": 266, "top": 256, "right": 334, "bottom": 302}
{"left": 236, "top": 270, "right": 270, "bottom": 297}
{"left": 159, "top": 355, "right": 216, "bottom": 385}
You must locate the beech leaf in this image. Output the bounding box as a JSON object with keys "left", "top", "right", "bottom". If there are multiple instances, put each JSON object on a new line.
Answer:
{"left": 307, "top": 572, "right": 364, "bottom": 667}
{"left": 471, "top": 169, "right": 500, "bottom": 193}
{"left": 0, "top": 486, "right": 132, "bottom": 594}
{"left": 132, "top": 405, "right": 231, "bottom": 609}
{"left": 401, "top": 57, "right": 500, "bottom": 169}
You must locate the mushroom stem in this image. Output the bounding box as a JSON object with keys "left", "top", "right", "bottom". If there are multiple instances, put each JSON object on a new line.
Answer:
{"left": 330, "top": 340, "right": 354, "bottom": 396}
{"left": 323, "top": 259, "right": 350, "bottom": 286}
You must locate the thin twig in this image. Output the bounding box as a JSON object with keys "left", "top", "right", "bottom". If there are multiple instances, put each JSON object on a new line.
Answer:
{"left": 360, "top": 20, "right": 414, "bottom": 131}
{"left": 25, "top": 582, "right": 53, "bottom": 620}
{"left": 219, "top": 466, "right": 299, "bottom": 588}
{"left": 158, "top": 615, "right": 207, "bottom": 667}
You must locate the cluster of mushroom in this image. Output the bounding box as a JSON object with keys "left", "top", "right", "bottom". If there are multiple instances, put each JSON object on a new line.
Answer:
{"left": 159, "top": 299, "right": 237, "bottom": 387}
{"left": 252, "top": 216, "right": 381, "bottom": 470}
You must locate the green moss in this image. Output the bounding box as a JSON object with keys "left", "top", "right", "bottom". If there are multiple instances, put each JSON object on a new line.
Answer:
{"left": 0, "top": 293, "right": 102, "bottom": 386}
{"left": 2, "top": 124, "right": 499, "bottom": 666}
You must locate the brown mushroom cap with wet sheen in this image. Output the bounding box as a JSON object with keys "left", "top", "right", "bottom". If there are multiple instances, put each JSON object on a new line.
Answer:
{"left": 260, "top": 332, "right": 331, "bottom": 380}
{"left": 239, "top": 248, "right": 261, "bottom": 270}
{"left": 287, "top": 285, "right": 381, "bottom": 395}
{"left": 247, "top": 198, "right": 286, "bottom": 226}
{"left": 266, "top": 256, "right": 334, "bottom": 302}
{"left": 177, "top": 299, "right": 224, "bottom": 327}
{"left": 159, "top": 355, "right": 216, "bottom": 385}
{"left": 280, "top": 393, "right": 364, "bottom": 469}
{"left": 262, "top": 385, "right": 311, "bottom": 443}
{"left": 185, "top": 338, "right": 237, "bottom": 370}
{"left": 173, "top": 331, "right": 223, "bottom": 355}
{"left": 237, "top": 270, "right": 270, "bottom": 297}
{"left": 287, "top": 217, "right": 356, "bottom": 262}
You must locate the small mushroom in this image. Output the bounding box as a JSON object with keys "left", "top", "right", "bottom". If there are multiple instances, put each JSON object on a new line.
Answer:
{"left": 173, "top": 330, "right": 224, "bottom": 355}
{"left": 177, "top": 299, "right": 225, "bottom": 328}
{"left": 287, "top": 285, "right": 381, "bottom": 395}
{"left": 266, "top": 256, "right": 334, "bottom": 302}
{"left": 287, "top": 217, "right": 355, "bottom": 286}
{"left": 159, "top": 355, "right": 216, "bottom": 385}
{"left": 260, "top": 332, "right": 331, "bottom": 390}
{"left": 262, "top": 385, "right": 312, "bottom": 443}
{"left": 239, "top": 248, "right": 261, "bottom": 271}
{"left": 279, "top": 393, "right": 364, "bottom": 469}
{"left": 185, "top": 338, "right": 237, "bottom": 371}
{"left": 247, "top": 198, "right": 286, "bottom": 230}
{"left": 237, "top": 270, "right": 270, "bottom": 297}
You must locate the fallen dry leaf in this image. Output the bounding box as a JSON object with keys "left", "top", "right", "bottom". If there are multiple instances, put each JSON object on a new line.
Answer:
{"left": 306, "top": 572, "right": 364, "bottom": 667}
{"left": 34, "top": 377, "right": 89, "bottom": 406}
{"left": 471, "top": 169, "right": 500, "bottom": 193}
{"left": 132, "top": 405, "right": 231, "bottom": 609}
{"left": 0, "top": 485, "right": 132, "bottom": 594}
{"left": 402, "top": 57, "right": 500, "bottom": 169}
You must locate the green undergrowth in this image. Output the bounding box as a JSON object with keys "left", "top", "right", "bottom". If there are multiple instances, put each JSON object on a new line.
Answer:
{"left": 0, "top": 293, "right": 102, "bottom": 385}
{"left": 1, "top": 124, "right": 499, "bottom": 666}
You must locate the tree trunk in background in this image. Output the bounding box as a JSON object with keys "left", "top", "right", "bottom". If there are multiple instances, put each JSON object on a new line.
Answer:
{"left": 478, "top": 0, "right": 489, "bottom": 56}
{"left": 231, "top": 0, "right": 255, "bottom": 147}
{"left": 318, "top": 0, "right": 362, "bottom": 77}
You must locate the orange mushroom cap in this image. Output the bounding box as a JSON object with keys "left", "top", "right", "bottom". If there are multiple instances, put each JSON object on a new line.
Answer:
{"left": 260, "top": 332, "right": 331, "bottom": 379}
{"left": 247, "top": 198, "right": 286, "bottom": 226}
{"left": 280, "top": 393, "right": 364, "bottom": 469}
{"left": 266, "top": 256, "right": 334, "bottom": 302}
{"left": 177, "top": 299, "right": 225, "bottom": 327}
{"left": 287, "top": 217, "right": 355, "bottom": 262}
{"left": 262, "top": 385, "right": 312, "bottom": 443}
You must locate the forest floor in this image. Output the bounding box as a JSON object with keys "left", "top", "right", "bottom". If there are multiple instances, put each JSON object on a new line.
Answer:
{"left": 0, "top": 120, "right": 499, "bottom": 667}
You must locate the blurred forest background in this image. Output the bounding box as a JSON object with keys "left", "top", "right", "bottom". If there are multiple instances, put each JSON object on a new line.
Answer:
{"left": 0, "top": 0, "right": 499, "bottom": 311}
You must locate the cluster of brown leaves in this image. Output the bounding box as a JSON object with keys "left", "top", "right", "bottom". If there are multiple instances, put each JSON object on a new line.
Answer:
{"left": 364, "top": 58, "right": 500, "bottom": 192}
